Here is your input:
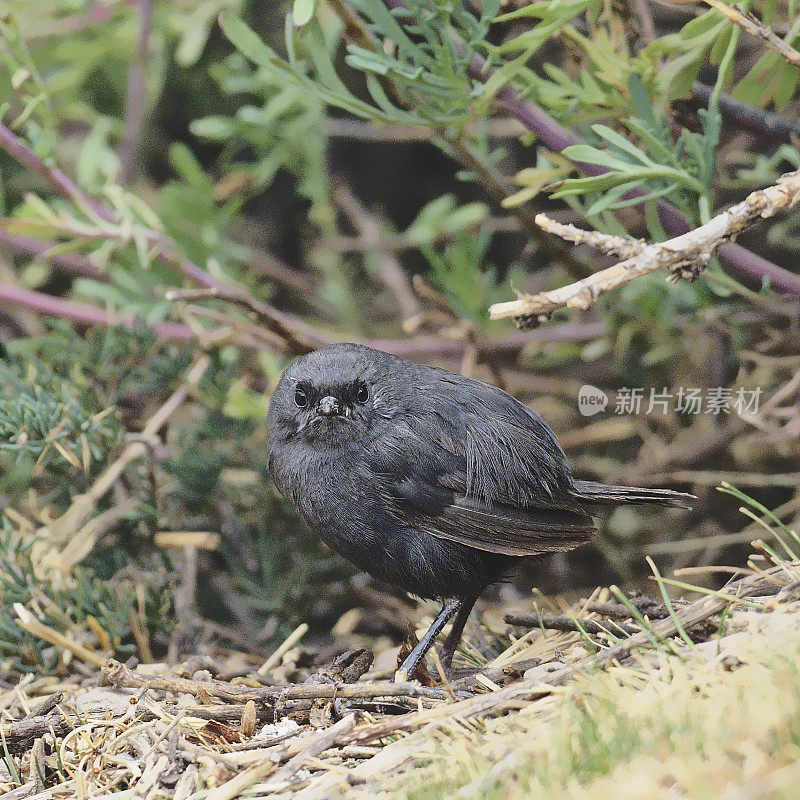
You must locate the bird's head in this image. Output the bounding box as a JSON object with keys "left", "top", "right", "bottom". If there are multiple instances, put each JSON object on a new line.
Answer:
{"left": 267, "top": 343, "right": 407, "bottom": 450}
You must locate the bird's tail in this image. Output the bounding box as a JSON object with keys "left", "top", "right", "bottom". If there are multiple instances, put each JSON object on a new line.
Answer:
{"left": 570, "top": 480, "right": 694, "bottom": 509}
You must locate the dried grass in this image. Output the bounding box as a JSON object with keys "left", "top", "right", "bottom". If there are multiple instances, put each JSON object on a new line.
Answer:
{"left": 3, "top": 476, "right": 800, "bottom": 798}
{"left": 1, "top": 551, "right": 798, "bottom": 799}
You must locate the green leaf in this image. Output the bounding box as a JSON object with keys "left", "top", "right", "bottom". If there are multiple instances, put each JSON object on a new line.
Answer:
{"left": 190, "top": 115, "right": 236, "bottom": 141}
{"left": 218, "top": 14, "right": 280, "bottom": 72}
{"left": 293, "top": 0, "right": 318, "bottom": 27}
{"left": 609, "top": 181, "right": 680, "bottom": 210}
{"left": 219, "top": 13, "right": 398, "bottom": 123}
{"left": 734, "top": 51, "right": 800, "bottom": 110}
{"left": 625, "top": 118, "right": 674, "bottom": 167}
{"left": 168, "top": 143, "right": 208, "bottom": 190}
{"left": 591, "top": 124, "right": 655, "bottom": 166}
{"left": 563, "top": 144, "right": 632, "bottom": 171}
{"left": 586, "top": 180, "right": 645, "bottom": 215}
{"left": 552, "top": 172, "right": 636, "bottom": 197}
{"left": 298, "top": 19, "right": 389, "bottom": 117}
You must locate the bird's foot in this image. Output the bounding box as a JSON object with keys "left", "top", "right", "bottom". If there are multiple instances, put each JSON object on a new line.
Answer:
{"left": 394, "top": 647, "right": 435, "bottom": 684}
{"left": 395, "top": 600, "right": 462, "bottom": 682}
{"left": 394, "top": 645, "right": 476, "bottom": 685}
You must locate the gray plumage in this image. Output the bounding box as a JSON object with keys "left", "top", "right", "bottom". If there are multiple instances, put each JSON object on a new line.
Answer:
{"left": 267, "top": 343, "right": 692, "bottom": 670}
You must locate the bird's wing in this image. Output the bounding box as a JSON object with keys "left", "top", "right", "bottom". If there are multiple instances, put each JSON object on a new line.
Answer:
{"left": 369, "top": 373, "right": 595, "bottom": 556}
{"left": 388, "top": 476, "right": 595, "bottom": 555}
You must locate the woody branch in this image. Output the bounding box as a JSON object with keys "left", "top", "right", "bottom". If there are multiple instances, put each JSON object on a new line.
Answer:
{"left": 490, "top": 169, "right": 800, "bottom": 325}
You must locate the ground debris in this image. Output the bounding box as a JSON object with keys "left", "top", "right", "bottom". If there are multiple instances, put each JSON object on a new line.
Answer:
{"left": 0, "top": 561, "right": 793, "bottom": 798}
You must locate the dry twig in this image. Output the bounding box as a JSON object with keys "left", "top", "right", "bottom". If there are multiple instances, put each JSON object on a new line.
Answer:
{"left": 504, "top": 612, "right": 639, "bottom": 637}
{"left": 490, "top": 169, "right": 800, "bottom": 325}
{"left": 102, "top": 660, "right": 451, "bottom": 704}
{"left": 664, "top": 0, "right": 800, "bottom": 69}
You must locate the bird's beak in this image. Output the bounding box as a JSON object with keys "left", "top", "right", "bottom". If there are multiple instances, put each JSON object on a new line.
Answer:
{"left": 317, "top": 395, "right": 341, "bottom": 417}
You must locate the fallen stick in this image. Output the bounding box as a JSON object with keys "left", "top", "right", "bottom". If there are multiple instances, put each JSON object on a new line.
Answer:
{"left": 504, "top": 612, "right": 639, "bottom": 637}
{"left": 102, "top": 660, "right": 451, "bottom": 704}
{"left": 337, "top": 565, "right": 789, "bottom": 745}
{"left": 0, "top": 713, "right": 72, "bottom": 753}
{"left": 204, "top": 713, "right": 357, "bottom": 800}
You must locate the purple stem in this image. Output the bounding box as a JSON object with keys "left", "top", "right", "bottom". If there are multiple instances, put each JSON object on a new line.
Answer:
{"left": 26, "top": 3, "right": 115, "bottom": 42}
{"left": 119, "top": 0, "right": 154, "bottom": 185}
{"left": 0, "top": 279, "right": 598, "bottom": 355}
{"left": 0, "top": 121, "right": 223, "bottom": 286}
{"left": 0, "top": 228, "right": 107, "bottom": 280}
{"left": 0, "top": 121, "right": 330, "bottom": 346}
{"left": 382, "top": 0, "right": 800, "bottom": 296}
{"left": 0, "top": 124, "right": 110, "bottom": 221}
{"left": 0, "top": 282, "right": 195, "bottom": 340}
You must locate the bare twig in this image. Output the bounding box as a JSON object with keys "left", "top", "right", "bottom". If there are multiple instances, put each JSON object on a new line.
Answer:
{"left": 257, "top": 623, "right": 309, "bottom": 675}
{"left": 102, "top": 659, "right": 451, "bottom": 704}
{"left": 369, "top": 323, "right": 605, "bottom": 357}
{"left": 243, "top": 242, "right": 318, "bottom": 294}
{"left": 323, "top": 117, "right": 526, "bottom": 142}
{"left": 0, "top": 123, "right": 109, "bottom": 219}
{"left": 0, "top": 227, "right": 106, "bottom": 280}
{"left": 586, "top": 601, "right": 670, "bottom": 620}
{"left": 28, "top": 737, "right": 45, "bottom": 793}
{"left": 631, "top": 0, "right": 658, "bottom": 45}
{"left": 0, "top": 281, "right": 195, "bottom": 340}
{"left": 504, "top": 612, "right": 639, "bottom": 637}
{"left": 264, "top": 713, "right": 357, "bottom": 788}
{"left": 326, "top": 216, "right": 522, "bottom": 254}
{"left": 164, "top": 287, "right": 323, "bottom": 353}
{"left": 0, "top": 713, "right": 71, "bottom": 748}
{"left": 13, "top": 604, "right": 108, "bottom": 667}
{"left": 204, "top": 713, "right": 357, "bottom": 800}
{"left": 490, "top": 169, "right": 800, "bottom": 323}
{"left": 692, "top": 82, "right": 800, "bottom": 144}
{"left": 696, "top": 0, "right": 800, "bottom": 68}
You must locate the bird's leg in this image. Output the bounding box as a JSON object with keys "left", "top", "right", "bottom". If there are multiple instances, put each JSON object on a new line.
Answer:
{"left": 397, "top": 599, "right": 462, "bottom": 679}
{"left": 440, "top": 593, "right": 479, "bottom": 669}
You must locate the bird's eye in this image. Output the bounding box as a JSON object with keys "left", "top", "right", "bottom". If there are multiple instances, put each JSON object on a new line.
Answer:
{"left": 356, "top": 384, "right": 369, "bottom": 404}
{"left": 294, "top": 387, "right": 308, "bottom": 408}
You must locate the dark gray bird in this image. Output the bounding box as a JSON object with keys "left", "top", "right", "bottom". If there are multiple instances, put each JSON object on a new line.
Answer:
{"left": 267, "top": 343, "right": 692, "bottom": 677}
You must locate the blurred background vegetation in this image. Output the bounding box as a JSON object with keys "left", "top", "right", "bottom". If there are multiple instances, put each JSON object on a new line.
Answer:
{"left": 0, "top": 0, "right": 798, "bottom": 678}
